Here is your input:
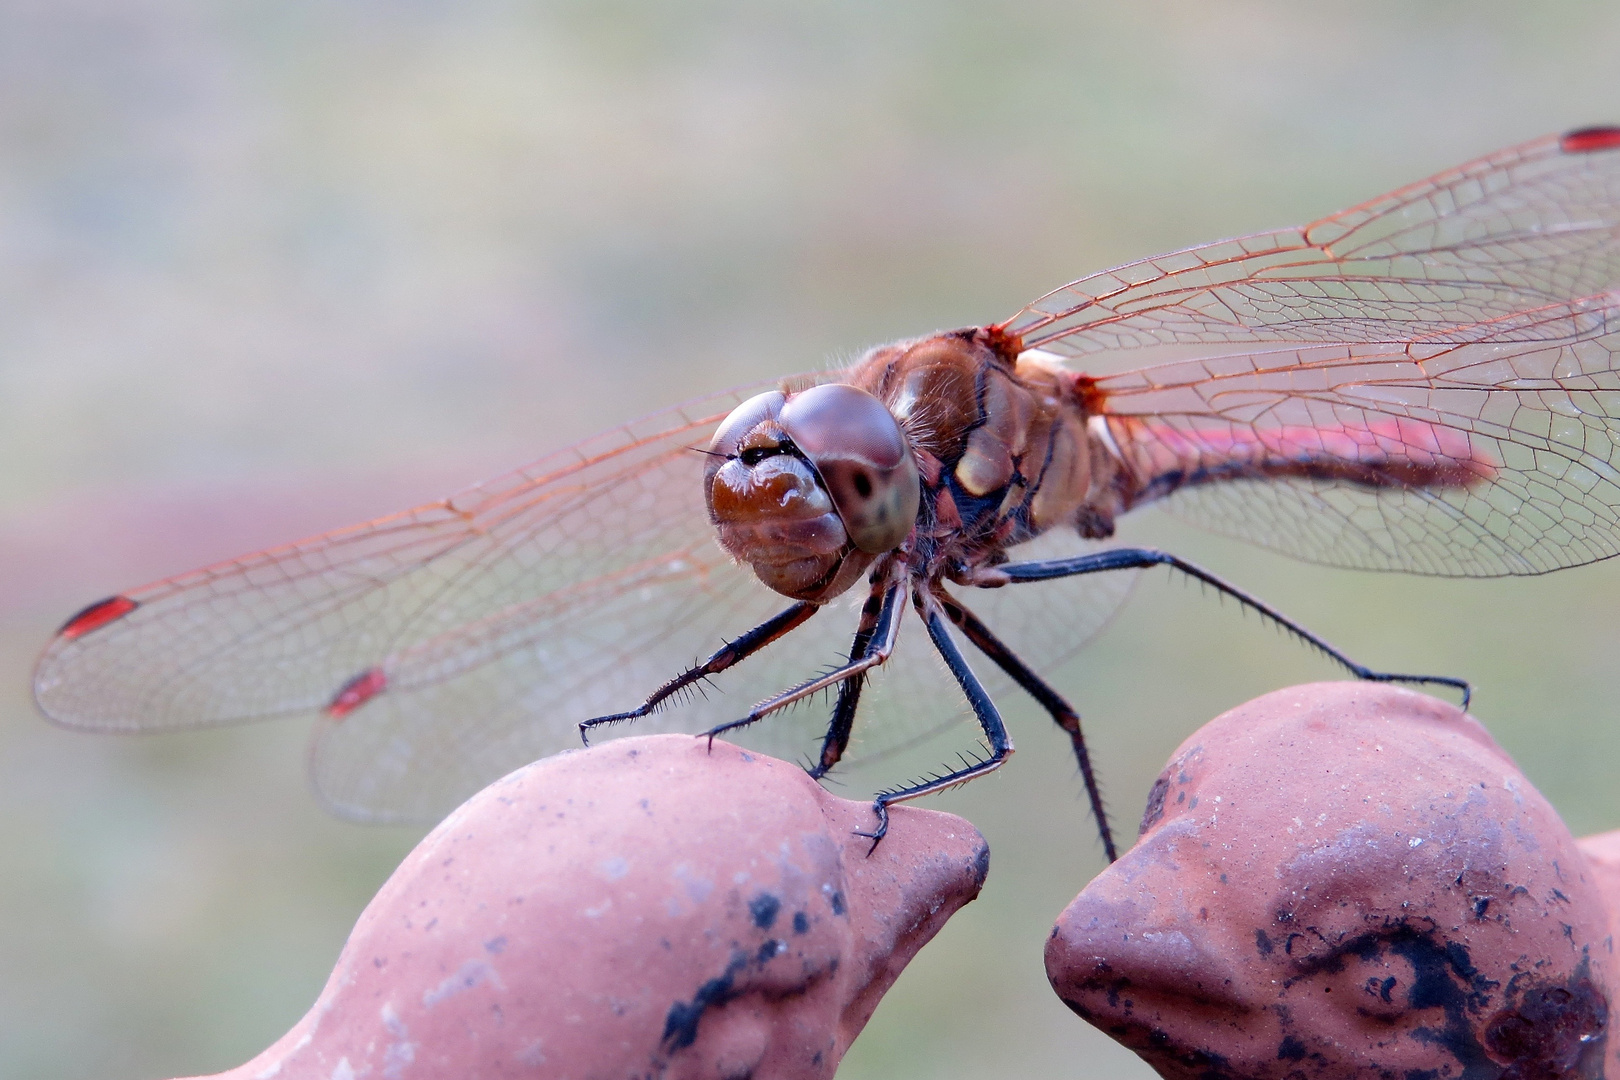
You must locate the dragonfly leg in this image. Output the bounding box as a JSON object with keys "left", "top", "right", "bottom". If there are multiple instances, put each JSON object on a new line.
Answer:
{"left": 807, "top": 577, "right": 890, "bottom": 780}
{"left": 854, "top": 588, "right": 1014, "bottom": 854}
{"left": 579, "top": 601, "right": 819, "bottom": 745}
{"left": 937, "top": 592, "right": 1117, "bottom": 863}
{"left": 701, "top": 579, "right": 904, "bottom": 745}
{"left": 996, "top": 548, "right": 1472, "bottom": 709}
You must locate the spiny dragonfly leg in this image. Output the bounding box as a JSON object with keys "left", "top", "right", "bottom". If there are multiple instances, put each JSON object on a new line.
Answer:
{"left": 855, "top": 588, "right": 1014, "bottom": 855}
{"left": 998, "top": 547, "right": 1473, "bottom": 710}
{"left": 578, "top": 601, "right": 819, "bottom": 745}
{"left": 937, "top": 592, "right": 1117, "bottom": 863}
{"left": 701, "top": 578, "right": 904, "bottom": 745}
{"left": 808, "top": 575, "right": 891, "bottom": 781}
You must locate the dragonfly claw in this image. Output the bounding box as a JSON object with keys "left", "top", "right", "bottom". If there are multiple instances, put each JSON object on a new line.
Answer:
{"left": 851, "top": 799, "right": 890, "bottom": 856}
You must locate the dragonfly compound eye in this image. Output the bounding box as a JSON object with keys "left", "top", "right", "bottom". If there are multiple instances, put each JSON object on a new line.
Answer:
{"left": 706, "top": 389, "right": 878, "bottom": 601}
{"left": 777, "top": 383, "right": 921, "bottom": 555}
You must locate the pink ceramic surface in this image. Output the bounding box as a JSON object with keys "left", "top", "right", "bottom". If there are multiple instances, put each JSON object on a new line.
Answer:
{"left": 1577, "top": 831, "right": 1620, "bottom": 986}
{"left": 1048, "top": 682, "right": 1612, "bottom": 1080}
{"left": 186, "top": 735, "right": 986, "bottom": 1080}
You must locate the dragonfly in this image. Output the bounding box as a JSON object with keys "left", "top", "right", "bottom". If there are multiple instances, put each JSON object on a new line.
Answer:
{"left": 35, "top": 126, "right": 1620, "bottom": 862}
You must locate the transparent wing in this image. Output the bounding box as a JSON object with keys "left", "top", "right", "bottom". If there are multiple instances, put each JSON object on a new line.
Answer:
{"left": 35, "top": 385, "right": 777, "bottom": 732}
{"left": 1092, "top": 294, "right": 1620, "bottom": 576}
{"left": 997, "top": 128, "right": 1620, "bottom": 577}
{"left": 308, "top": 526, "right": 1137, "bottom": 823}
{"left": 34, "top": 379, "right": 1137, "bottom": 823}
{"left": 1002, "top": 129, "right": 1620, "bottom": 364}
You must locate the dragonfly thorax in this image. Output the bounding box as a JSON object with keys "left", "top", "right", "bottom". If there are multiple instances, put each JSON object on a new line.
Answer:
{"left": 843, "top": 329, "right": 1123, "bottom": 584}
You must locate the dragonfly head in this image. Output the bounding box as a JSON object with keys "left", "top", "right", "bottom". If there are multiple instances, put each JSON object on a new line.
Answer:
{"left": 706, "top": 383, "right": 920, "bottom": 602}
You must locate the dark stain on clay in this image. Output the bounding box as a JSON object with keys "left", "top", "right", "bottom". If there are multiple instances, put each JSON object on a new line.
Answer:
{"left": 1140, "top": 775, "right": 1170, "bottom": 834}
{"left": 662, "top": 951, "right": 749, "bottom": 1051}
{"left": 1481, "top": 961, "right": 1607, "bottom": 1079}
{"left": 749, "top": 892, "right": 781, "bottom": 930}
{"left": 1271, "top": 924, "right": 1607, "bottom": 1080}
{"left": 1082, "top": 920, "right": 1607, "bottom": 1080}
{"left": 1289, "top": 923, "right": 1497, "bottom": 1075}
{"left": 1058, "top": 960, "right": 1133, "bottom": 1023}
{"left": 1140, "top": 752, "right": 1204, "bottom": 839}
{"left": 660, "top": 897, "right": 843, "bottom": 1061}
{"left": 1139, "top": 1032, "right": 1232, "bottom": 1080}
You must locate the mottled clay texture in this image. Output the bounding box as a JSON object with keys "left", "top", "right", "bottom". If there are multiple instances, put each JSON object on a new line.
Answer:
{"left": 1048, "top": 682, "right": 1612, "bottom": 1080}
{"left": 1578, "top": 830, "right": 1620, "bottom": 962}
{"left": 185, "top": 735, "right": 987, "bottom": 1080}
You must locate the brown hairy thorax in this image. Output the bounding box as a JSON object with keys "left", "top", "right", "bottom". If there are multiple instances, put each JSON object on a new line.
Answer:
{"left": 838, "top": 328, "right": 1125, "bottom": 591}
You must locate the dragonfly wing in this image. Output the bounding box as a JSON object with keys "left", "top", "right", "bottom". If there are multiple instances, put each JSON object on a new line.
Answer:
{"left": 310, "top": 537, "right": 1140, "bottom": 823}
{"left": 34, "top": 385, "right": 786, "bottom": 732}
{"left": 35, "top": 372, "right": 1138, "bottom": 823}
{"left": 996, "top": 127, "right": 1620, "bottom": 576}
{"left": 307, "top": 537, "right": 798, "bottom": 821}
{"left": 1090, "top": 293, "right": 1620, "bottom": 576}
{"left": 1003, "top": 128, "right": 1620, "bottom": 365}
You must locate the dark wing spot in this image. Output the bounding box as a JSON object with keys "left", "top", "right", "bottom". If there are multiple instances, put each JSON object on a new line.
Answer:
{"left": 57, "top": 595, "right": 138, "bottom": 639}
{"left": 1561, "top": 125, "right": 1620, "bottom": 153}
{"left": 326, "top": 667, "right": 389, "bottom": 719}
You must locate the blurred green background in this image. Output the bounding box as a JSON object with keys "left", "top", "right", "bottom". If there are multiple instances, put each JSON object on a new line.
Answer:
{"left": 5, "top": 2, "right": 1620, "bottom": 1077}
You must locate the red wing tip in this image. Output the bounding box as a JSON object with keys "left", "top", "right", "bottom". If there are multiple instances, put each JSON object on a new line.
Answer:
{"left": 1560, "top": 126, "right": 1620, "bottom": 153}
{"left": 57, "top": 595, "right": 139, "bottom": 640}
{"left": 326, "top": 667, "right": 388, "bottom": 720}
